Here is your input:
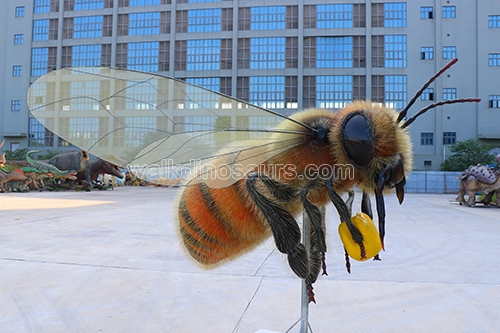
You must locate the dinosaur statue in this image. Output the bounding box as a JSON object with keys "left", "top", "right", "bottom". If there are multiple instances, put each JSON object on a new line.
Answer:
{"left": 456, "top": 164, "right": 500, "bottom": 206}
{"left": 0, "top": 140, "right": 6, "bottom": 168}
{"left": 0, "top": 170, "right": 31, "bottom": 193}
{"left": 76, "top": 158, "right": 124, "bottom": 183}
{"left": 48, "top": 150, "right": 91, "bottom": 190}
{"left": 25, "top": 150, "right": 78, "bottom": 190}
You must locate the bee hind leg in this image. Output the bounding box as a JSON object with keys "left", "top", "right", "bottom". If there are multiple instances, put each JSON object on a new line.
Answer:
{"left": 246, "top": 173, "right": 309, "bottom": 279}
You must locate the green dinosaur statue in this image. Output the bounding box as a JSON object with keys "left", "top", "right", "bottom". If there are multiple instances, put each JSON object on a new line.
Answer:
{"left": 26, "top": 150, "right": 76, "bottom": 175}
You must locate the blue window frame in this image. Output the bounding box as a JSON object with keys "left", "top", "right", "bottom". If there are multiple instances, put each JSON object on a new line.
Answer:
{"left": 186, "top": 78, "right": 220, "bottom": 92}
{"left": 443, "top": 132, "right": 456, "bottom": 145}
{"left": 75, "top": 0, "right": 104, "bottom": 10}
{"left": 129, "top": 0, "right": 160, "bottom": 6}
{"left": 186, "top": 39, "right": 220, "bottom": 71}
{"left": 250, "top": 6, "right": 286, "bottom": 30}
{"left": 421, "top": 88, "right": 434, "bottom": 101}
{"left": 14, "top": 34, "right": 24, "bottom": 45}
{"left": 129, "top": 12, "right": 160, "bottom": 35}
{"left": 317, "top": 4, "right": 353, "bottom": 29}
{"left": 421, "top": 133, "right": 434, "bottom": 145}
{"left": 489, "top": 53, "right": 500, "bottom": 67}
{"left": 15, "top": 6, "right": 25, "bottom": 17}
{"left": 421, "top": 47, "right": 434, "bottom": 60}
{"left": 442, "top": 6, "right": 456, "bottom": 18}
{"left": 33, "top": 20, "right": 49, "bottom": 41}
{"left": 74, "top": 16, "right": 103, "bottom": 38}
{"left": 443, "top": 46, "right": 456, "bottom": 59}
{"left": 385, "top": 35, "right": 406, "bottom": 68}
{"left": 72, "top": 44, "right": 102, "bottom": 67}
{"left": 443, "top": 88, "right": 457, "bottom": 100}
{"left": 188, "top": 9, "right": 221, "bottom": 32}
{"left": 11, "top": 100, "right": 21, "bottom": 112}
{"left": 34, "top": 0, "right": 50, "bottom": 14}
{"left": 249, "top": 76, "right": 285, "bottom": 109}
{"left": 13, "top": 65, "right": 23, "bottom": 77}
{"left": 420, "top": 6, "right": 433, "bottom": 19}
{"left": 385, "top": 75, "right": 407, "bottom": 109}
{"left": 316, "top": 76, "right": 352, "bottom": 109}
{"left": 250, "top": 37, "right": 285, "bottom": 69}
{"left": 489, "top": 95, "right": 500, "bottom": 108}
{"left": 31, "top": 48, "right": 48, "bottom": 76}
{"left": 317, "top": 37, "right": 353, "bottom": 68}
{"left": 127, "top": 42, "right": 159, "bottom": 72}
{"left": 29, "top": 118, "right": 49, "bottom": 146}
{"left": 385, "top": 2, "right": 406, "bottom": 28}
{"left": 489, "top": 15, "right": 500, "bottom": 28}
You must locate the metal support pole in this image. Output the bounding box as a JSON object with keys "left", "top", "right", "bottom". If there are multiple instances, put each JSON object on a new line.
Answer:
{"left": 298, "top": 211, "right": 311, "bottom": 333}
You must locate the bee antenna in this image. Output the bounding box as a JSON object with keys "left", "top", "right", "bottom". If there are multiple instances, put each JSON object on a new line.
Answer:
{"left": 401, "top": 97, "right": 481, "bottom": 129}
{"left": 397, "top": 58, "right": 459, "bottom": 124}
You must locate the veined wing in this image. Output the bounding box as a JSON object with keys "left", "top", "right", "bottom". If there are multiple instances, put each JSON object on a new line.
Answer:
{"left": 27, "top": 67, "right": 312, "bottom": 187}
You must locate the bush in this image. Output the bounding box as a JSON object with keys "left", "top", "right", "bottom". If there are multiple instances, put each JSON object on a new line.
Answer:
{"left": 441, "top": 139, "right": 496, "bottom": 171}
{"left": 4, "top": 148, "right": 29, "bottom": 161}
{"left": 36, "top": 150, "right": 62, "bottom": 160}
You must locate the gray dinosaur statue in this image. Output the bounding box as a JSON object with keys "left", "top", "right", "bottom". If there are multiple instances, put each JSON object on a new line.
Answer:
{"left": 48, "top": 150, "right": 92, "bottom": 190}
{"left": 456, "top": 163, "right": 500, "bottom": 207}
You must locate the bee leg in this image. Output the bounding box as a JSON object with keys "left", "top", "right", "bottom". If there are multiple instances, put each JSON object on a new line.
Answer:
{"left": 362, "top": 192, "right": 381, "bottom": 261}
{"left": 301, "top": 184, "right": 326, "bottom": 303}
{"left": 345, "top": 190, "right": 355, "bottom": 214}
{"left": 326, "top": 179, "right": 365, "bottom": 271}
{"left": 246, "top": 173, "right": 309, "bottom": 279}
{"left": 257, "top": 173, "right": 298, "bottom": 202}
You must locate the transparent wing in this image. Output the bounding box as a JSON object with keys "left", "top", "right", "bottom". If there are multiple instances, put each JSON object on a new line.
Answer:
{"left": 27, "top": 67, "right": 310, "bottom": 187}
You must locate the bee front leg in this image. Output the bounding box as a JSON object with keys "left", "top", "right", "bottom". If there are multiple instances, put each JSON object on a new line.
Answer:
{"left": 246, "top": 173, "right": 309, "bottom": 279}
{"left": 362, "top": 191, "right": 381, "bottom": 261}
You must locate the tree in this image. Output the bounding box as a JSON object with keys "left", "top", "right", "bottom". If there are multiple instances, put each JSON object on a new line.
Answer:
{"left": 441, "top": 139, "right": 497, "bottom": 171}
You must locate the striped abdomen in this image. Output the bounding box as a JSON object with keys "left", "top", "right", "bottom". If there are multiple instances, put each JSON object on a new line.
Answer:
{"left": 178, "top": 180, "right": 270, "bottom": 265}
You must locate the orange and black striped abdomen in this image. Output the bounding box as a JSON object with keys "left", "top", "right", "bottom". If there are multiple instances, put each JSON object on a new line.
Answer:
{"left": 178, "top": 180, "right": 270, "bottom": 265}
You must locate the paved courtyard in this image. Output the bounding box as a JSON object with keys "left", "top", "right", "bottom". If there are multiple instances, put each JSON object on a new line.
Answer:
{"left": 1, "top": 187, "right": 499, "bottom": 332}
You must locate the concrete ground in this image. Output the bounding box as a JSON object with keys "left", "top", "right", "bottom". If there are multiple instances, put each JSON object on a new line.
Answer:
{"left": 1, "top": 187, "right": 499, "bottom": 333}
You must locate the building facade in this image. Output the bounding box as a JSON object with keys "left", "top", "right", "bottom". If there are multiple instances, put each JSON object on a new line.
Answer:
{"left": 0, "top": 0, "right": 499, "bottom": 170}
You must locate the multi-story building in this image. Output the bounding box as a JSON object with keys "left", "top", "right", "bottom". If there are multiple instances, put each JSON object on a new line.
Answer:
{"left": 0, "top": 0, "right": 499, "bottom": 170}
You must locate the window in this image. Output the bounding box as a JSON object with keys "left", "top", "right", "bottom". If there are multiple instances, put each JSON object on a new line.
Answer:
{"left": 11, "top": 100, "right": 21, "bottom": 112}
{"left": 29, "top": 118, "right": 54, "bottom": 147}
{"left": 317, "top": 4, "right": 353, "bottom": 29}
{"left": 317, "top": 37, "right": 353, "bottom": 68}
{"left": 385, "top": 75, "right": 407, "bottom": 109}
{"left": 15, "top": 6, "right": 25, "bottom": 17}
{"left": 250, "top": 6, "right": 286, "bottom": 30}
{"left": 74, "top": 16, "right": 103, "bottom": 38}
{"left": 421, "top": 133, "right": 434, "bottom": 146}
{"left": 249, "top": 76, "right": 285, "bottom": 109}
{"left": 489, "top": 95, "right": 500, "bottom": 108}
{"left": 188, "top": 9, "right": 221, "bottom": 32}
{"left": 129, "top": 12, "right": 160, "bottom": 35}
{"left": 384, "top": 2, "right": 406, "bottom": 28}
{"left": 72, "top": 44, "right": 102, "bottom": 67}
{"left": 489, "top": 53, "right": 500, "bottom": 67}
{"left": 421, "top": 47, "right": 434, "bottom": 60}
{"left": 33, "top": 20, "right": 50, "bottom": 41}
{"left": 185, "top": 78, "right": 220, "bottom": 92}
{"left": 12, "top": 65, "right": 22, "bottom": 77}
{"left": 443, "top": 88, "right": 457, "bottom": 100}
{"left": 316, "top": 76, "right": 352, "bottom": 109}
{"left": 443, "top": 46, "right": 456, "bottom": 59}
{"left": 186, "top": 39, "right": 220, "bottom": 71}
{"left": 34, "top": 0, "right": 50, "bottom": 13}
{"left": 443, "top": 132, "right": 456, "bottom": 145}
{"left": 14, "top": 34, "right": 24, "bottom": 45}
{"left": 128, "top": 42, "right": 159, "bottom": 72}
{"left": 75, "top": 0, "right": 104, "bottom": 10}
{"left": 421, "top": 88, "right": 434, "bottom": 101}
{"left": 420, "top": 6, "right": 433, "bottom": 19}
{"left": 489, "top": 15, "right": 500, "bottom": 28}
{"left": 385, "top": 35, "right": 406, "bottom": 68}
{"left": 442, "top": 6, "right": 456, "bottom": 19}
{"left": 250, "top": 38, "right": 285, "bottom": 69}
{"left": 129, "top": 0, "right": 160, "bottom": 5}
{"left": 31, "top": 48, "right": 49, "bottom": 76}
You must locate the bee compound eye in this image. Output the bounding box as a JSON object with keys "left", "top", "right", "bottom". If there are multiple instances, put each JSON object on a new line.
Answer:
{"left": 341, "top": 113, "right": 374, "bottom": 168}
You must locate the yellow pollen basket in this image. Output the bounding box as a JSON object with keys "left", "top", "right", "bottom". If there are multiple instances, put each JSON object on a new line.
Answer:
{"left": 338, "top": 212, "right": 382, "bottom": 261}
